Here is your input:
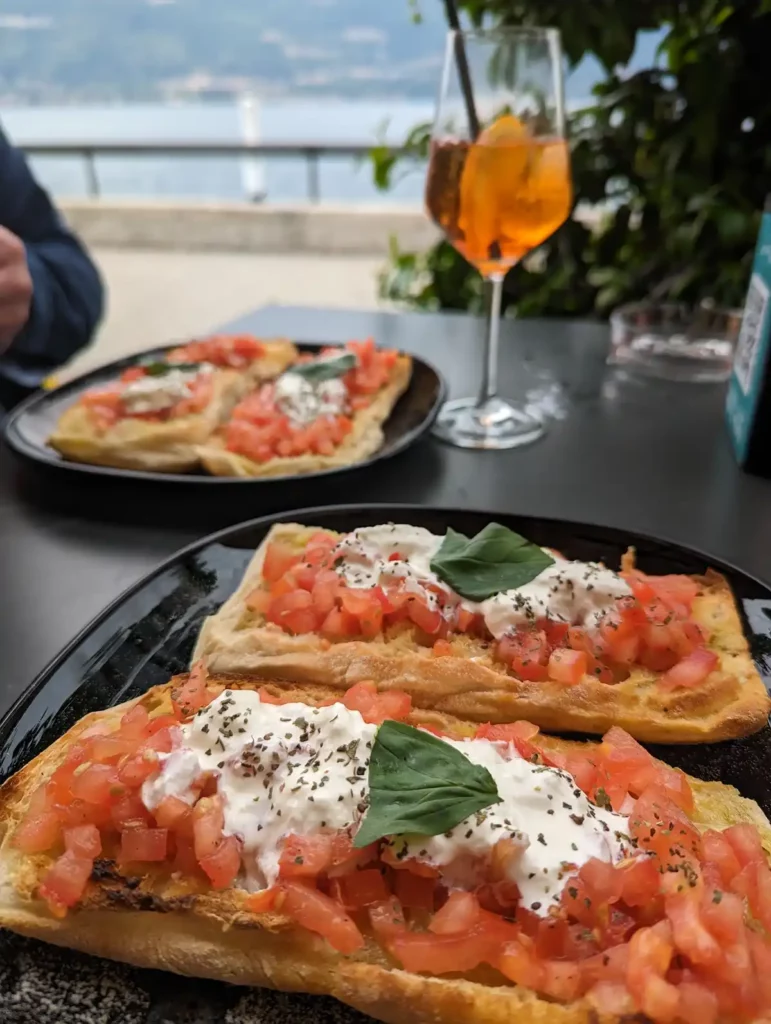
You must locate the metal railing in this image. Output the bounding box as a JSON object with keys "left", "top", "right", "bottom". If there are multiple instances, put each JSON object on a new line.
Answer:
{"left": 19, "top": 140, "right": 414, "bottom": 203}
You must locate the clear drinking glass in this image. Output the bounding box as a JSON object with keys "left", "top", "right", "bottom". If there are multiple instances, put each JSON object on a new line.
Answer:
{"left": 609, "top": 302, "right": 741, "bottom": 383}
{"left": 426, "top": 28, "right": 572, "bottom": 449}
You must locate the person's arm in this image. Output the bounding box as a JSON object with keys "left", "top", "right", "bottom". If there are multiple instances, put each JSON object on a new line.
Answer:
{"left": 0, "top": 127, "right": 104, "bottom": 386}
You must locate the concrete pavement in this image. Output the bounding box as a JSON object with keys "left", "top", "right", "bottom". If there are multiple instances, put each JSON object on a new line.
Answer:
{"left": 61, "top": 247, "right": 385, "bottom": 379}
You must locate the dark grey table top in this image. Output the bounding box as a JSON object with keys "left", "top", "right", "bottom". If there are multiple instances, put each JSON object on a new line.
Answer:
{"left": 2, "top": 304, "right": 771, "bottom": 722}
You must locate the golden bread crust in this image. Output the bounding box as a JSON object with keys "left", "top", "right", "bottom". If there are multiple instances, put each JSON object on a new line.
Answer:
{"left": 47, "top": 340, "right": 297, "bottom": 473}
{"left": 196, "top": 354, "right": 413, "bottom": 478}
{"left": 193, "top": 525, "right": 771, "bottom": 744}
{"left": 239, "top": 337, "right": 298, "bottom": 381}
{"left": 1, "top": 677, "right": 770, "bottom": 1024}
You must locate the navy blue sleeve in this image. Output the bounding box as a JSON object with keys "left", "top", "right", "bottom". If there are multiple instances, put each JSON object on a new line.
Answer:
{"left": 0, "top": 126, "right": 104, "bottom": 386}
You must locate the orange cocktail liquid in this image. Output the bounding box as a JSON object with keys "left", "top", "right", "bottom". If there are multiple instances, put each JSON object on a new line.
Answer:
{"left": 425, "top": 130, "right": 572, "bottom": 278}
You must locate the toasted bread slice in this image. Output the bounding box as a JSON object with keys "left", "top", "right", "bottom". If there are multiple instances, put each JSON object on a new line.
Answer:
{"left": 47, "top": 340, "right": 297, "bottom": 473}
{"left": 1, "top": 677, "right": 770, "bottom": 1024}
{"left": 196, "top": 354, "right": 412, "bottom": 478}
{"left": 193, "top": 524, "right": 771, "bottom": 744}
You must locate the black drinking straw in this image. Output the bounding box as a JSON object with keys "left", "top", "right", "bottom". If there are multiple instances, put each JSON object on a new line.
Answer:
{"left": 442, "top": 0, "right": 481, "bottom": 139}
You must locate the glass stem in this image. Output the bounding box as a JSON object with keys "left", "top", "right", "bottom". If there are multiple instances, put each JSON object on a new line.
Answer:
{"left": 477, "top": 274, "right": 504, "bottom": 407}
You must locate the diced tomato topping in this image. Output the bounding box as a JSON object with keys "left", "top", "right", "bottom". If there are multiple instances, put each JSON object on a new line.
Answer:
{"left": 666, "top": 893, "right": 723, "bottom": 968}
{"left": 723, "top": 822, "right": 765, "bottom": 868}
{"left": 110, "top": 793, "right": 151, "bottom": 831}
{"left": 339, "top": 588, "right": 383, "bottom": 637}
{"left": 618, "top": 855, "right": 661, "bottom": 906}
{"left": 169, "top": 334, "right": 264, "bottom": 368}
{"left": 475, "top": 720, "right": 540, "bottom": 760}
{"left": 117, "top": 750, "right": 160, "bottom": 788}
{"left": 171, "top": 660, "right": 210, "bottom": 720}
{"left": 341, "top": 680, "right": 412, "bottom": 724}
{"left": 405, "top": 595, "right": 443, "bottom": 635}
{"left": 497, "top": 628, "right": 550, "bottom": 681}
{"left": 226, "top": 354, "right": 371, "bottom": 464}
{"left": 677, "top": 980, "right": 719, "bottom": 1024}
{"left": 14, "top": 810, "right": 62, "bottom": 854}
{"left": 154, "top": 795, "right": 193, "bottom": 837}
{"left": 199, "top": 835, "right": 241, "bottom": 888}
{"left": 280, "top": 880, "right": 364, "bottom": 954}
{"left": 90, "top": 734, "right": 134, "bottom": 762}
{"left": 393, "top": 865, "right": 437, "bottom": 910}
{"left": 193, "top": 796, "right": 225, "bottom": 860}
{"left": 39, "top": 850, "right": 93, "bottom": 911}
{"left": 245, "top": 887, "right": 278, "bottom": 914}
{"left": 392, "top": 929, "right": 487, "bottom": 975}
{"left": 262, "top": 540, "right": 302, "bottom": 584}
{"left": 369, "top": 896, "right": 407, "bottom": 939}
{"left": 118, "top": 704, "right": 149, "bottom": 739}
{"left": 279, "top": 833, "right": 334, "bottom": 878}
{"left": 120, "top": 366, "right": 146, "bottom": 383}
{"left": 498, "top": 936, "right": 546, "bottom": 989}
{"left": 70, "top": 763, "right": 121, "bottom": 805}
{"left": 548, "top": 647, "right": 588, "bottom": 685}
{"left": 644, "top": 574, "right": 700, "bottom": 613}
{"left": 334, "top": 868, "right": 390, "bottom": 909}
{"left": 319, "top": 605, "right": 359, "bottom": 641}
{"left": 429, "top": 891, "right": 481, "bottom": 934}
{"left": 627, "top": 922, "right": 679, "bottom": 1021}
{"left": 63, "top": 824, "right": 102, "bottom": 859}
{"left": 659, "top": 648, "right": 718, "bottom": 690}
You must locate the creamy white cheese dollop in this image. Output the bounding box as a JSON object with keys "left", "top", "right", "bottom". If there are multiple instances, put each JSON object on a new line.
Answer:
{"left": 142, "top": 690, "right": 629, "bottom": 912}
{"left": 387, "top": 735, "right": 627, "bottom": 912}
{"left": 333, "top": 524, "right": 632, "bottom": 634}
{"left": 335, "top": 524, "right": 447, "bottom": 610}
{"left": 273, "top": 372, "right": 347, "bottom": 426}
{"left": 480, "top": 561, "right": 633, "bottom": 638}
{"left": 121, "top": 366, "right": 209, "bottom": 414}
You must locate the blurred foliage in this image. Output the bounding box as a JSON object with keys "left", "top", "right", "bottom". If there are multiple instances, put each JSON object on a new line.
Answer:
{"left": 374, "top": 1, "right": 771, "bottom": 317}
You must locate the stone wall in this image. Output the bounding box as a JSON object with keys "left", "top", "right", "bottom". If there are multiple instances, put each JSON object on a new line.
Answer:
{"left": 60, "top": 199, "right": 440, "bottom": 256}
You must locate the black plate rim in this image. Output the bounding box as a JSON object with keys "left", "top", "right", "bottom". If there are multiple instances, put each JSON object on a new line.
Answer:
{"left": 2, "top": 501, "right": 770, "bottom": 756}
{"left": 2, "top": 342, "right": 447, "bottom": 486}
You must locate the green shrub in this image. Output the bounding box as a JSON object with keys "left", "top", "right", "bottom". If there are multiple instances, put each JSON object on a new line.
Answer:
{"left": 373, "top": 1, "right": 771, "bottom": 317}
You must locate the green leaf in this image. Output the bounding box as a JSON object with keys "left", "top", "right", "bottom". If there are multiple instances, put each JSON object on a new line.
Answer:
{"left": 353, "top": 721, "right": 500, "bottom": 848}
{"left": 429, "top": 523, "right": 555, "bottom": 602}
{"left": 290, "top": 352, "right": 356, "bottom": 383}
{"left": 370, "top": 145, "right": 398, "bottom": 192}
{"left": 140, "top": 360, "right": 201, "bottom": 376}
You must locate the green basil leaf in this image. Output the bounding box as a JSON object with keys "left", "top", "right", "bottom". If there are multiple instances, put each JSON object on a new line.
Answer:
{"left": 140, "top": 360, "right": 201, "bottom": 377}
{"left": 429, "top": 523, "right": 555, "bottom": 601}
{"left": 290, "top": 351, "right": 356, "bottom": 382}
{"left": 353, "top": 721, "right": 499, "bottom": 847}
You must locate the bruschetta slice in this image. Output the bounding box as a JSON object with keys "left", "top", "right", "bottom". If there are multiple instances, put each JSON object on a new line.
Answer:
{"left": 1, "top": 672, "right": 771, "bottom": 1024}
{"left": 193, "top": 522, "right": 771, "bottom": 743}
{"left": 197, "top": 339, "right": 412, "bottom": 478}
{"left": 48, "top": 337, "right": 297, "bottom": 473}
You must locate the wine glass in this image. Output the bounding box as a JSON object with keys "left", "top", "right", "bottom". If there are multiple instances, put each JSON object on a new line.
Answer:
{"left": 426, "top": 27, "right": 572, "bottom": 449}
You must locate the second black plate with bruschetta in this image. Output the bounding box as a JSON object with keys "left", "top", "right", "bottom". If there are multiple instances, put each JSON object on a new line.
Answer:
{"left": 3, "top": 337, "right": 445, "bottom": 490}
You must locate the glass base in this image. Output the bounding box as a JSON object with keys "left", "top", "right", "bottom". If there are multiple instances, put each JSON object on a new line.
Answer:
{"left": 432, "top": 396, "right": 545, "bottom": 450}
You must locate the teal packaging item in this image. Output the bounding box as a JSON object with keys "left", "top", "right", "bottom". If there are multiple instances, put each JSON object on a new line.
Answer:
{"left": 726, "top": 199, "right": 771, "bottom": 472}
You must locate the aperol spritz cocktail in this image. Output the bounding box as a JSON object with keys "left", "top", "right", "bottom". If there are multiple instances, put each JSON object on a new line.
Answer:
{"left": 426, "top": 119, "right": 571, "bottom": 278}
{"left": 428, "top": 29, "right": 572, "bottom": 449}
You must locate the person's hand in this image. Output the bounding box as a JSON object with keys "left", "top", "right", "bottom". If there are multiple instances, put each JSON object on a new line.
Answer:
{"left": 0, "top": 226, "right": 32, "bottom": 353}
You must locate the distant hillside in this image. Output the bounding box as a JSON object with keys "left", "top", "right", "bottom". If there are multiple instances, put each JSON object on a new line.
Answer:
{"left": 0, "top": 0, "right": 449, "bottom": 102}
{"left": 0, "top": 2, "right": 663, "bottom": 105}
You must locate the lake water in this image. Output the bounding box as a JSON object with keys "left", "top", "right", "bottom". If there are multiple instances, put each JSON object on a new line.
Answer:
{"left": 3, "top": 100, "right": 439, "bottom": 205}
{"left": 3, "top": 31, "right": 661, "bottom": 205}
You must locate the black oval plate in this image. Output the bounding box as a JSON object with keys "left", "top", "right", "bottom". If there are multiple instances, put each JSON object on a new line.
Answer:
{"left": 1, "top": 504, "right": 771, "bottom": 1023}
{"left": 2, "top": 341, "right": 445, "bottom": 487}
